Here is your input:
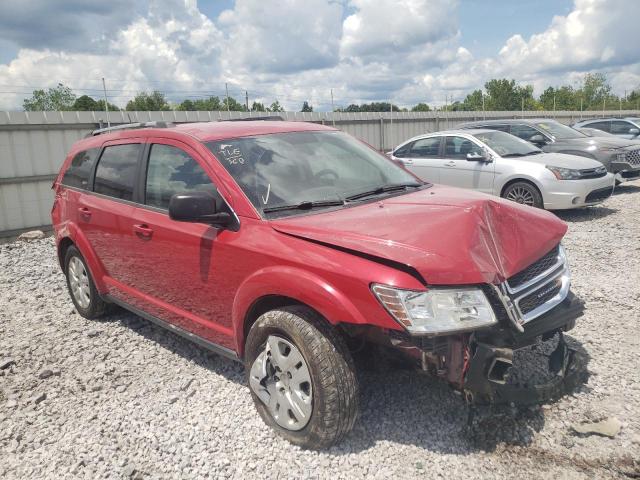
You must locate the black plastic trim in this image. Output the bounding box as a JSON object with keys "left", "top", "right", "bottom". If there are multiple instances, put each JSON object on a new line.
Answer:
{"left": 104, "top": 294, "right": 241, "bottom": 363}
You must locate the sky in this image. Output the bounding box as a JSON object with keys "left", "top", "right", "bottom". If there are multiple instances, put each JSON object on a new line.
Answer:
{"left": 0, "top": 0, "right": 637, "bottom": 111}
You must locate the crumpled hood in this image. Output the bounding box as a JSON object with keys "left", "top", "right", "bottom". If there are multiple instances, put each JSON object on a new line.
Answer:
{"left": 270, "top": 185, "right": 567, "bottom": 285}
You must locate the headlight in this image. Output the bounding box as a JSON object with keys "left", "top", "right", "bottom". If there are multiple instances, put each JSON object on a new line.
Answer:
{"left": 546, "top": 165, "right": 582, "bottom": 180}
{"left": 371, "top": 284, "right": 497, "bottom": 334}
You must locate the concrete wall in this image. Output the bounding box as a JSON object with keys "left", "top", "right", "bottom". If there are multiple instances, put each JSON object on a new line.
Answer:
{"left": 1, "top": 109, "right": 638, "bottom": 236}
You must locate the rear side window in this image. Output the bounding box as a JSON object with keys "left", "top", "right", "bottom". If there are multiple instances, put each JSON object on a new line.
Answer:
{"left": 145, "top": 144, "right": 215, "bottom": 210}
{"left": 610, "top": 121, "right": 633, "bottom": 134}
{"left": 61, "top": 149, "right": 99, "bottom": 189}
{"left": 409, "top": 137, "right": 441, "bottom": 157}
{"left": 93, "top": 144, "right": 141, "bottom": 201}
{"left": 586, "top": 121, "right": 611, "bottom": 132}
{"left": 510, "top": 124, "right": 543, "bottom": 141}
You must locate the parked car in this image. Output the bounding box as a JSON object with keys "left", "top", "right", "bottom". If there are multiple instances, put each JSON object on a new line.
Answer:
{"left": 390, "top": 129, "right": 614, "bottom": 209}
{"left": 572, "top": 117, "right": 640, "bottom": 139}
{"left": 52, "top": 121, "right": 585, "bottom": 449}
{"left": 458, "top": 118, "right": 640, "bottom": 183}
{"left": 574, "top": 127, "right": 617, "bottom": 137}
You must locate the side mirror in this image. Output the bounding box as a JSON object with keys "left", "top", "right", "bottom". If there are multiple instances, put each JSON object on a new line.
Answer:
{"left": 466, "top": 152, "right": 486, "bottom": 162}
{"left": 169, "top": 190, "right": 231, "bottom": 227}
{"left": 529, "top": 134, "right": 546, "bottom": 144}
{"left": 629, "top": 128, "right": 639, "bottom": 136}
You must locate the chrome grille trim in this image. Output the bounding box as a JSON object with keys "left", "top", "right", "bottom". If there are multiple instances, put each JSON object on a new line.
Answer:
{"left": 506, "top": 246, "right": 565, "bottom": 294}
{"left": 625, "top": 148, "right": 640, "bottom": 166}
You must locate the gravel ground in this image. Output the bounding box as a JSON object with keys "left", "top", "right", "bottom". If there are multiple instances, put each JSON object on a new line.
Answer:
{"left": 1, "top": 181, "right": 639, "bottom": 479}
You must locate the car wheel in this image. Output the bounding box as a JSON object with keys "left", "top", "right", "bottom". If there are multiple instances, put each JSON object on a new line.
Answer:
{"left": 503, "top": 181, "right": 544, "bottom": 209}
{"left": 245, "top": 306, "right": 359, "bottom": 449}
{"left": 64, "top": 245, "right": 109, "bottom": 319}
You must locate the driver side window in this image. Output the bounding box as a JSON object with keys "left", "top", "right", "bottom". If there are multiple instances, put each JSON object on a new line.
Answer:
{"left": 444, "top": 136, "right": 483, "bottom": 159}
{"left": 407, "top": 137, "right": 442, "bottom": 158}
{"left": 510, "top": 124, "right": 544, "bottom": 142}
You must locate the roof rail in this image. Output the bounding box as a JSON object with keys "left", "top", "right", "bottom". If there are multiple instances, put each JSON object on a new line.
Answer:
{"left": 226, "top": 115, "right": 284, "bottom": 122}
{"left": 90, "top": 121, "right": 175, "bottom": 136}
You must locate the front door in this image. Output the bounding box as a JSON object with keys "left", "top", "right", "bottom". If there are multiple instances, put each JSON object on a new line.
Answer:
{"left": 126, "top": 139, "right": 236, "bottom": 348}
{"left": 399, "top": 136, "right": 444, "bottom": 183}
{"left": 439, "top": 136, "right": 495, "bottom": 194}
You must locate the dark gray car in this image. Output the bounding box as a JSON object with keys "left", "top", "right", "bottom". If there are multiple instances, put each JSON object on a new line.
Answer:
{"left": 458, "top": 118, "right": 640, "bottom": 182}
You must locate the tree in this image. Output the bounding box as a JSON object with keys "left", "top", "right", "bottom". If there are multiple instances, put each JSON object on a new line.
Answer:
{"left": 539, "top": 86, "right": 578, "bottom": 111}
{"left": 72, "top": 95, "right": 118, "bottom": 111}
{"left": 126, "top": 91, "right": 171, "bottom": 111}
{"left": 222, "top": 96, "right": 246, "bottom": 111}
{"left": 411, "top": 102, "right": 431, "bottom": 112}
{"left": 461, "top": 89, "right": 484, "bottom": 111}
{"left": 177, "top": 96, "right": 223, "bottom": 111}
{"left": 301, "top": 101, "right": 313, "bottom": 112}
{"left": 268, "top": 100, "right": 284, "bottom": 112}
{"left": 23, "top": 83, "right": 76, "bottom": 111}
{"left": 579, "top": 73, "right": 611, "bottom": 110}
{"left": 251, "top": 101, "right": 266, "bottom": 112}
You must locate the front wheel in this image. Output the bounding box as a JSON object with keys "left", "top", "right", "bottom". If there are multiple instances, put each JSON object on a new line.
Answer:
{"left": 502, "top": 181, "right": 544, "bottom": 209}
{"left": 245, "top": 306, "right": 359, "bottom": 449}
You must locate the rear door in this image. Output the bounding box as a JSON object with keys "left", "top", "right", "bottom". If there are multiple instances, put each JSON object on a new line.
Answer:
{"left": 610, "top": 120, "right": 637, "bottom": 139}
{"left": 125, "top": 138, "right": 236, "bottom": 348}
{"left": 398, "top": 136, "right": 444, "bottom": 182}
{"left": 78, "top": 140, "right": 143, "bottom": 293}
{"left": 439, "top": 136, "right": 495, "bottom": 193}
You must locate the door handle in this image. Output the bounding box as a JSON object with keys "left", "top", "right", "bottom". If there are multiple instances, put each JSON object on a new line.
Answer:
{"left": 133, "top": 224, "right": 153, "bottom": 239}
{"left": 444, "top": 161, "right": 456, "bottom": 167}
{"left": 403, "top": 158, "right": 414, "bottom": 165}
{"left": 78, "top": 207, "right": 92, "bottom": 220}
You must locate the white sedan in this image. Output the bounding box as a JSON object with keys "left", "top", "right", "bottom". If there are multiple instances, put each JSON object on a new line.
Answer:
{"left": 390, "top": 129, "right": 615, "bottom": 210}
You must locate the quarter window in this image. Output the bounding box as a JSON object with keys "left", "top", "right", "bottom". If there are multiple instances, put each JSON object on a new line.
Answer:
{"left": 93, "top": 144, "right": 141, "bottom": 201}
{"left": 145, "top": 144, "right": 215, "bottom": 210}
{"left": 444, "top": 136, "right": 483, "bottom": 159}
{"left": 61, "top": 149, "right": 99, "bottom": 189}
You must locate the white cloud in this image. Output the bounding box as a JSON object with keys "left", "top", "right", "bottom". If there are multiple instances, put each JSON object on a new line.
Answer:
{"left": 1, "top": 0, "right": 640, "bottom": 111}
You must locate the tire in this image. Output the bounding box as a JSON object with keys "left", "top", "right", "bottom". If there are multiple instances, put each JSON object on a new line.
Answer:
{"left": 64, "top": 245, "right": 110, "bottom": 319}
{"left": 502, "top": 181, "right": 544, "bottom": 209}
{"left": 245, "top": 306, "right": 359, "bottom": 449}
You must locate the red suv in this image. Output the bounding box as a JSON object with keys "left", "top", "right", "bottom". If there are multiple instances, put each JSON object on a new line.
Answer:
{"left": 52, "top": 120, "right": 586, "bottom": 449}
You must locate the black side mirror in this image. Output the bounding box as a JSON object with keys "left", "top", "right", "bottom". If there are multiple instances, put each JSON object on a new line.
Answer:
{"left": 169, "top": 190, "right": 231, "bottom": 227}
{"left": 529, "top": 134, "right": 546, "bottom": 144}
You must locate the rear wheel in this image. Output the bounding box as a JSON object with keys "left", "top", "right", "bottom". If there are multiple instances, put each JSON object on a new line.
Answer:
{"left": 245, "top": 306, "right": 359, "bottom": 449}
{"left": 502, "top": 181, "right": 543, "bottom": 209}
{"left": 64, "top": 246, "right": 109, "bottom": 319}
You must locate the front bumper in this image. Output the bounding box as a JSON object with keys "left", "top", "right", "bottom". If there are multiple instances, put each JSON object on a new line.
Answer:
{"left": 542, "top": 173, "right": 615, "bottom": 209}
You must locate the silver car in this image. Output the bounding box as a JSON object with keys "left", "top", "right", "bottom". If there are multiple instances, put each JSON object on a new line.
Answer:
{"left": 572, "top": 117, "right": 640, "bottom": 140}
{"left": 391, "top": 129, "right": 615, "bottom": 210}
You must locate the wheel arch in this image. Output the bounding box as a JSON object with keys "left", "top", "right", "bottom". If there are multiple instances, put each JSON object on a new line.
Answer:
{"left": 499, "top": 176, "right": 544, "bottom": 200}
{"left": 56, "top": 225, "right": 108, "bottom": 293}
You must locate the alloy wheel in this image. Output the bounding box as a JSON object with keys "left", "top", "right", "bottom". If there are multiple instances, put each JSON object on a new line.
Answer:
{"left": 249, "top": 335, "right": 313, "bottom": 431}
{"left": 506, "top": 186, "right": 535, "bottom": 206}
{"left": 68, "top": 256, "right": 91, "bottom": 309}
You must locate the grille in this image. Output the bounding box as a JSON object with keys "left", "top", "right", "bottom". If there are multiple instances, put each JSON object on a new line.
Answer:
{"left": 626, "top": 148, "right": 640, "bottom": 166}
{"left": 578, "top": 167, "right": 607, "bottom": 179}
{"left": 518, "top": 279, "right": 562, "bottom": 315}
{"left": 585, "top": 186, "right": 614, "bottom": 203}
{"left": 507, "top": 245, "right": 560, "bottom": 290}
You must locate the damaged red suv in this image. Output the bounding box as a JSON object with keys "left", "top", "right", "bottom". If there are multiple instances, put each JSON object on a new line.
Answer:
{"left": 52, "top": 120, "right": 585, "bottom": 449}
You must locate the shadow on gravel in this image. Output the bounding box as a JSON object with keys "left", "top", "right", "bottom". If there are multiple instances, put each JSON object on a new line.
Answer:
{"left": 613, "top": 183, "right": 640, "bottom": 195}
{"left": 555, "top": 206, "right": 617, "bottom": 223}
{"left": 98, "top": 309, "right": 591, "bottom": 456}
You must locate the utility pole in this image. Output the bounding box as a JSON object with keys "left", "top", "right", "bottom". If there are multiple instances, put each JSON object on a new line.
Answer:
{"left": 521, "top": 97, "right": 524, "bottom": 118}
{"left": 553, "top": 93, "right": 556, "bottom": 117}
{"left": 482, "top": 94, "right": 485, "bottom": 120}
{"left": 389, "top": 101, "right": 393, "bottom": 148}
{"left": 225, "top": 83, "right": 230, "bottom": 113}
{"left": 603, "top": 97, "right": 606, "bottom": 117}
{"left": 330, "top": 89, "right": 335, "bottom": 127}
{"left": 102, "top": 77, "right": 110, "bottom": 127}
{"left": 245, "top": 90, "right": 249, "bottom": 111}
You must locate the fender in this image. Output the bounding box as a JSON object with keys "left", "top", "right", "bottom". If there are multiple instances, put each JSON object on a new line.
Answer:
{"left": 496, "top": 174, "right": 545, "bottom": 197}
{"left": 231, "top": 266, "right": 369, "bottom": 355}
{"left": 61, "top": 222, "right": 109, "bottom": 294}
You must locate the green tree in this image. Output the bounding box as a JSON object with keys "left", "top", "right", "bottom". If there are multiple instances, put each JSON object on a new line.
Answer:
{"left": 484, "top": 79, "right": 519, "bottom": 110}
{"left": 301, "top": 101, "right": 313, "bottom": 112}
{"left": 411, "top": 102, "right": 431, "bottom": 112}
{"left": 23, "top": 83, "right": 76, "bottom": 111}
{"left": 177, "top": 96, "right": 223, "bottom": 111}
{"left": 461, "top": 89, "right": 484, "bottom": 111}
{"left": 126, "top": 91, "right": 171, "bottom": 111}
{"left": 579, "top": 73, "right": 611, "bottom": 110}
{"left": 251, "top": 101, "right": 266, "bottom": 112}
{"left": 268, "top": 100, "right": 284, "bottom": 112}
{"left": 539, "top": 86, "right": 578, "bottom": 110}
{"left": 72, "top": 95, "right": 118, "bottom": 111}
{"left": 221, "top": 96, "right": 247, "bottom": 111}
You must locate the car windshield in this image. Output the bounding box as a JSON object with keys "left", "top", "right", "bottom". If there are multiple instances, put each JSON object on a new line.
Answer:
{"left": 206, "top": 131, "right": 421, "bottom": 215}
{"left": 535, "top": 121, "right": 586, "bottom": 139}
{"left": 472, "top": 131, "right": 542, "bottom": 157}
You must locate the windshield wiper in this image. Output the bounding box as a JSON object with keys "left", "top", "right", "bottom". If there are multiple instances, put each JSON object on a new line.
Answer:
{"left": 344, "top": 182, "right": 422, "bottom": 201}
{"left": 524, "top": 151, "right": 542, "bottom": 156}
{"left": 501, "top": 153, "right": 525, "bottom": 158}
{"left": 263, "top": 199, "right": 345, "bottom": 213}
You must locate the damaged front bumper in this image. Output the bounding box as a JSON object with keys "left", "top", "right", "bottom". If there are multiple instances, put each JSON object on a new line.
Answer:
{"left": 462, "top": 292, "right": 587, "bottom": 405}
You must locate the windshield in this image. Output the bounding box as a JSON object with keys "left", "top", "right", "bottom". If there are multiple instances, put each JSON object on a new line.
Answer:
{"left": 535, "top": 121, "right": 586, "bottom": 139}
{"left": 472, "top": 131, "right": 542, "bottom": 157}
{"left": 206, "top": 131, "right": 421, "bottom": 214}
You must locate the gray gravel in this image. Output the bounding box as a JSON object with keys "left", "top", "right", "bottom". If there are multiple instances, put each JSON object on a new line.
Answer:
{"left": 1, "top": 181, "right": 639, "bottom": 479}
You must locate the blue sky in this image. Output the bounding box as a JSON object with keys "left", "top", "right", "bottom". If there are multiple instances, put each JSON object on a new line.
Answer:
{"left": 0, "top": 0, "right": 637, "bottom": 110}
